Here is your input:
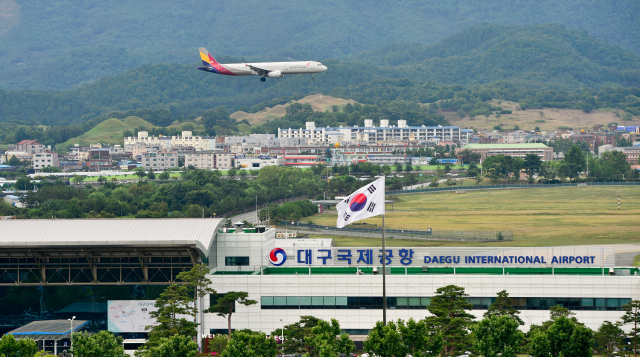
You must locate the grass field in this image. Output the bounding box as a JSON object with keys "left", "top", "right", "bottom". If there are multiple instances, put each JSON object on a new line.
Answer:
{"left": 74, "top": 172, "right": 182, "bottom": 182}
{"left": 303, "top": 186, "right": 640, "bottom": 247}
{"left": 446, "top": 100, "right": 640, "bottom": 132}
{"left": 57, "top": 116, "right": 156, "bottom": 152}
{"left": 230, "top": 94, "right": 357, "bottom": 125}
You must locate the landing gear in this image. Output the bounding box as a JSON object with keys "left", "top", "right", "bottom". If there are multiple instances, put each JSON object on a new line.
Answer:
{"left": 260, "top": 77, "right": 266, "bottom": 82}
{"left": 311, "top": 74, "right": 315, "bottom": 80}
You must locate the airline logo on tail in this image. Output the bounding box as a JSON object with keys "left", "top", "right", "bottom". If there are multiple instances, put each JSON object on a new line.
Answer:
{"left": 198, "top": 47, "right": 236, "bottom": 76}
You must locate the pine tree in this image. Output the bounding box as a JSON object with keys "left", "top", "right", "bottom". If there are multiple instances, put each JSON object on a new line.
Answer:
{"left": 426, "top": 285, "right": 475, "bottom": 356}
{"left": 484, "top": 290, "right": 524, "bottom": 325}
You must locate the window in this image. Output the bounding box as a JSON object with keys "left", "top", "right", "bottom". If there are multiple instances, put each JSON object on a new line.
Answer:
{"left": 260, "top": 296, "right": 631, "bottom": 311}
{"left": 225, "top": 257, "right": 249, "bottom": 266}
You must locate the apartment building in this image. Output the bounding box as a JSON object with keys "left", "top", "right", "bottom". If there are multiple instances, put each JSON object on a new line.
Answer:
{"left": 184, "top": 152, "right": 233, "bottom": 170}
{"left": 278, "top": 120, "right": 471, "bottom": 145}
{"left": 32, "top": 152, "right": 59, "bottom": 170}
{"left": 462, "top": 143, "right": 554, "bottom": 161}
{"left": 141, "top": 152, "right": 179, "bottom": 170}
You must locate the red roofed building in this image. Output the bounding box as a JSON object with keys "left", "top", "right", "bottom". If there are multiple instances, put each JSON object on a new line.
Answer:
{"left": 11, "top": 140, "right": 50, "bottom": 154}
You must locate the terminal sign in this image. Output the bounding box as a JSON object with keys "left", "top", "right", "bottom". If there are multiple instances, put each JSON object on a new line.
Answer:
{"left": 267, "top": 247, "right": 611, "bottom": 267}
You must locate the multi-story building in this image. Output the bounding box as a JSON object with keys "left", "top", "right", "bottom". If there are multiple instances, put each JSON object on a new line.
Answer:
{"left": 236, "top": 155, "right": 283, "bottom": 169}
{"left": 462, "top": 143, "right": 553, "bottom": 161}
{"left": 10, "top": 140, "right": 50, "bottom": 154}
{"left": 278, "top": 120, "right": 470, "bottom": 145}
{"left": 141, "top": 152, "right": 179, "bottom": 170}
{"left": 170, "top": 131, "right": 216, "bottom": 151}
{"left": 184, "top": 152, "right": 233, "bottom": 170}
{"left": 124, "top": 131, "right": 172, "bottom": 150}
{"left": 32, "top": 152, "right": 59, "bottom": 170}
{"left": 283, "top": 155, "right": 320, "bottom": 167}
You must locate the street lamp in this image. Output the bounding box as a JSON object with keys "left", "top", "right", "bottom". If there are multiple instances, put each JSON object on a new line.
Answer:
{"left": 68, "top": 316, "right": 76, "bottom": 356}
{"left": 279, "top": 319, "right": 284, "bottom": 351}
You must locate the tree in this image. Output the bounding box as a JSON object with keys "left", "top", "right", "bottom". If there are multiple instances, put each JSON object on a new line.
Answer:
{"left": 542, "top": 316, "right": 594, "bottom": 357}
{"left": 72, "top": 175, "right": 85, "bottom": 184}
{"left": 221, "top": 332, "right": 277, "bottom": 357}
{"left": 146, "top": 284, "right": 196, "bottom": 346}
{"left": 147, "top": 170, "right": 156, "bottom": 180}
{"left": 158, "top": 171, "right": 170, "bottom": 180}
{"left": 304, "top": 319, "right": 354, "bottom": 357}
{"left": 71, "top": 331, "right": 128, "bottom": 357}
{"left": 134, "top": 168, "right": 146, "bottom": 179}
{"left": 530, "top": 330, "right": 552, "bottom": 357}
{"left": 142, "top": 335, "right": 198, "bottom": 357}
{"left": 208, "top": 291, "right": 257, "bottom": 339}
{"left": 7, "top": 155, "right": 21, "bottom": 166}
{"left": 176, "top": 264, "right": 217, "bottom": 337}
{"left": 227, "top": 166, "right": 237, "bottom": 177}
{"left": 621, "top": 300, "right": 640, "bottom": 357}
{"left": 405, "top": 164, "right": 413, "bottom": 172}
{"left": 600, "top": 151, "right": 631, "bottom": 180}
{"left": 0, "top": 333, "right": 38, "bottom": 357}
{"left": 15, "top": 176, "right": 31, "bottom": 190}
{"left": 467, "top": 162, "right": 480, "bottom": 177}
{"left": 457, "top": 149, "right": 481, "bottom": 164}
{"left": 484, "top": 290, "right": 524, "bottom": 325}
{"left": 426, "top": 285, "right": 475, "bottom": 356}
{"left": 394, "top": 162, "right": 403, "bottom": 172}
{"left": 278, "top": 316, "right": 320, "bottom": 355}
{"left": 523, "top": 154, "right": 542, "bottom": 181}
{"left": 473, "top": 315, "right": 524, "bottom": 357}
{"left": 562, "top": 145, "right": 586, "bottom": 182}
{"left": 365, "top": 319, "right": 443, "bottom": 357}
{"left": 594, "top": 321, "right": 624, "bottom": 357}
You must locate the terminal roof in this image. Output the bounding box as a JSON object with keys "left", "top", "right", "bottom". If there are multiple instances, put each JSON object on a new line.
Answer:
{"left": 0, "top": 218, "right": 225, "bottom": 254}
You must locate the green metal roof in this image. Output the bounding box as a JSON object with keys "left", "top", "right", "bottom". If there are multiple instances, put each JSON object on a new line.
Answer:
{"left": 462, "top": 143, "right": 549, "bottom": 149}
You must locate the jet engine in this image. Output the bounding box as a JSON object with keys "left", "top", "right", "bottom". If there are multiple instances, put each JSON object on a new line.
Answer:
{"left": 267, "top": 71, "right": 283, "bottom": 78}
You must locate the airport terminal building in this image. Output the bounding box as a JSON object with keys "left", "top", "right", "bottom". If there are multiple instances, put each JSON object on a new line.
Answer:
{"left": 0, "top": 219, "right": 639, "bottom": 343}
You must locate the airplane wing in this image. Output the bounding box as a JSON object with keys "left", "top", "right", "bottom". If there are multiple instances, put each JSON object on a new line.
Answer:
{"left": 245, "top": 64, "right": 269, "bottom": 76}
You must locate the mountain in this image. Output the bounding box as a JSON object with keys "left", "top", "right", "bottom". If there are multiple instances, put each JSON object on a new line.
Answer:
{"left": 350, "top": 24, "right": 640, "bottom": 88}
{"left": 1, "top": 0, "right": 640, "bottom": 90}
{"left": 2, "top": 24, "right": 640, "bottom": 128}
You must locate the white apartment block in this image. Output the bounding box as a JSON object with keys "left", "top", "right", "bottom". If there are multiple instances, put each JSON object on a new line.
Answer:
{"left": 278, "top": 120, "right": 470, "bottom": 145}
{"left": 184, "top": 152, "right": 233, "bottom": 170}
{"left": 32, "top": 152, "right": 59, "bottom": 170}
{"left": 124, "top": 132, "right": 172, "bottom": 150}
{"left": 141, "top": 152, "right": 178, "bottom": 170}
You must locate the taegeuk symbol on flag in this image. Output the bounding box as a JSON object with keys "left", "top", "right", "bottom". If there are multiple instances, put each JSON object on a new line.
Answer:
{"left": 336, "top": 176, "right": 385, "bottom": 228}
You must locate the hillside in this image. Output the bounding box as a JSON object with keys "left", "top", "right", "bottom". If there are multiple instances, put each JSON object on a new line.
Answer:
{"left": 445, "top": 100, "right": 640, "bottom": 132}
{"left": 3, "top": 23, "right": 640, "bottom": 128}
{"left": 350, "top": 24, "right": 640, "bottom": 87}
{"left": 1, "top": 0, "right": 640, "bottom": 90}
{"left": 57, "top": 116, "right": 155, "bottom": 152}
{"left": 230, "top": 94, "right": 357, "bottom": 125}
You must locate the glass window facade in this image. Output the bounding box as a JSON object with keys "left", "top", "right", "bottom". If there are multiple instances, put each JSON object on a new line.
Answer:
{"left": 225, "top": 257, "right": 249, "bottom": 266}
{"left": 260, "top": 296, "right": 632, "bottom": 311}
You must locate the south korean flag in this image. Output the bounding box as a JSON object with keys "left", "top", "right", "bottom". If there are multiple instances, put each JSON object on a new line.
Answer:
{"left": 336, "top": 176, "right": 385, "bottom": 229}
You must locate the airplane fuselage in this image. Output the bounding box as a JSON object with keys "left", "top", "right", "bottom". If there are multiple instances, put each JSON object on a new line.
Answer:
{"left": 197, "top": 47, "right": 327, "bottom": 81}
{"left": 197, "top": 61, "right": 327, "bottom": 77}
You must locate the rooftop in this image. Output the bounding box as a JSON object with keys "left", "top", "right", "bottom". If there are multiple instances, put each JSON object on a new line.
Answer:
{"left": 463, "top": 143, "right": 550, "bottom": 149}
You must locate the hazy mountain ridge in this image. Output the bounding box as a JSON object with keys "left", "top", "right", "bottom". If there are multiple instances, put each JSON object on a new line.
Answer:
{"left": 1, "top": 0, "right": 639, "bottom": 90}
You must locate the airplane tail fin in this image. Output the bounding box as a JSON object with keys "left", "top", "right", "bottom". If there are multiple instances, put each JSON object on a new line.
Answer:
{"left": 199, "top": 47, "right": 220, "bottom": 67}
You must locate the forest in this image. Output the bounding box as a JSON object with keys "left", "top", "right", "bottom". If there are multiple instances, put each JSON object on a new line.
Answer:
{"left": 1, "top": 1, "right": 640, "bottom": 90}
{"left": 2, "top": 23, "right": 640, "bottom": 133}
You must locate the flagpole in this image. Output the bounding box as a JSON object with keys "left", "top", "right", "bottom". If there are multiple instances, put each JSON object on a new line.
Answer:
{"left": 382, "top": 214, "right": 386, "bottom": 326}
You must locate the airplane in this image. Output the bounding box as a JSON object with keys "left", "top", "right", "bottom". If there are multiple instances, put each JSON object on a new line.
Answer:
{"left": 197, "top": 47, "right": 327, "bottom": 82}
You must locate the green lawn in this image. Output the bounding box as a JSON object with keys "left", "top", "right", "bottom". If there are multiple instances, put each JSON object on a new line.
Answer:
{"left": 79, "top": 172, "right": 182, "bottom": 182}
{"left": 304, "top": 186, "right": 640, "bottom": 247}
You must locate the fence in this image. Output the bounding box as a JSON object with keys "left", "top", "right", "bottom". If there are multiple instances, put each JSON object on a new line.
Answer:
{"left": 278, "top": 221, "right": 512, "bottom": 242}
{"left": 388, "top": 181, "right": 640, "bottom": 195}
